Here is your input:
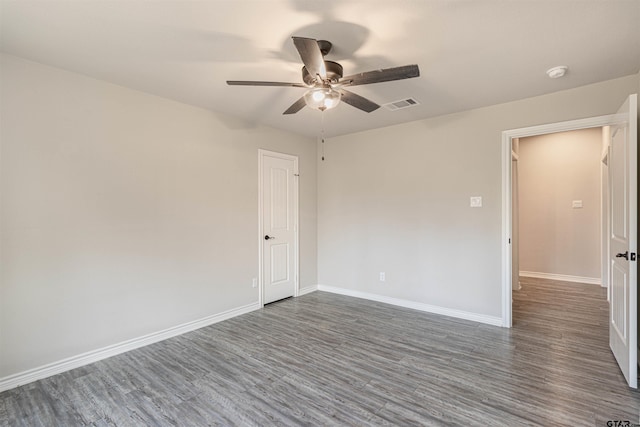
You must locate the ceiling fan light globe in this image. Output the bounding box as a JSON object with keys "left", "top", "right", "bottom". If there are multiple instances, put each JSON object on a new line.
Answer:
{"left": 324, "top": 94, "right": 340, "bottom": 109}
{"left": 312, "top": 90, "right": 326, "bottom": 102}
{"left": 304, "top": 87, "right": 341, "bottom": 112}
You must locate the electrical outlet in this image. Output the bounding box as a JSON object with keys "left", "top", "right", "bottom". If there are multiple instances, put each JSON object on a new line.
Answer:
{"left": 252, "top": 278, "right": 257, "bottom": 288}
{"left": 379, "top": 272, "right": 386, "bottom": 282}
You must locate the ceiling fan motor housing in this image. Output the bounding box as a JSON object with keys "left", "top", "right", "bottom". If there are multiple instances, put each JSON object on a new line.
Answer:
{"left": 316, "top": 40, "right": 332, "bottom": 56}
{"left": 302, "top": 61, "right": 343, "bottom": 85}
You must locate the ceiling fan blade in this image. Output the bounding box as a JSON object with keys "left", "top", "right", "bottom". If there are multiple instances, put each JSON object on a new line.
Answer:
{"left": 339, "top": 89, "right": 380, "bottom": 113}
{"left": 283, "top": 96, "right": 307, "bottom": 115}
{"left": 339, "top": 65, "right": 420, "bottom": 87}
{"left": 227, "top": 80, "right": 307, "bottom": 87}
{"left": 292, "top": 37, "right": 327, "bottom": 81}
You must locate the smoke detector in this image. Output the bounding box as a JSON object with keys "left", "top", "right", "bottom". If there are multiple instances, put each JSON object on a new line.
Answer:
{"left": 546, "top": 66, "right": 568, "bottom": 79}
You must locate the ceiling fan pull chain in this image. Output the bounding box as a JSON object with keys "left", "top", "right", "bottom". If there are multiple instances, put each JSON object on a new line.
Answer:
{"left": 321, "top": 111, "right": 325, "bottom": 161}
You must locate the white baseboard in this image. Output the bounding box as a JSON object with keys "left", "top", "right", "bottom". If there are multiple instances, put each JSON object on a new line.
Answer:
{"left": 297, "top": 285, "right": 317, "bottom": 296}
{"left": 0, "top": 301, "right": 261, "bottom": 393}
{"left": 519, "top": 271, "right": 601, "bottom": 285}
{"left": 316, "top": 285, "right": 503, "bottom": 327}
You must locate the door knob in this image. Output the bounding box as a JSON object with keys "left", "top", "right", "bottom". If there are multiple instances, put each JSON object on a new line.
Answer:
{"left": 264, "top": 235, "right": 275, "bottom": 240}
{"left": 616, "top": 251, "right": 629, "bottom": 260}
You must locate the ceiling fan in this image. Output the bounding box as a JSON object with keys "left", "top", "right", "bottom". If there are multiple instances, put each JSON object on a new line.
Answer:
{"left": 227, "top": 36, "right": 420, "bottom": 114}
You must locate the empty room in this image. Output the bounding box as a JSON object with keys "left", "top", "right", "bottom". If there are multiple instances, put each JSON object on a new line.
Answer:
{"left": 1, "top": 0, "right": 639, "bottom": 425}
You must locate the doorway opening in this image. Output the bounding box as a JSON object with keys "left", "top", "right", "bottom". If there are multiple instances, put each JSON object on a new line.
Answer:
{"left": 501, "top": 94, "right": 637, "bottom": 389}
{"left": 510, "top": 128, "right": 609, "bottom": 354}
{"left": 502, "top": 114, "right": 628, "bottom": 326}
{"left": 513, "top": 127, "right": 605, "bottom": 297}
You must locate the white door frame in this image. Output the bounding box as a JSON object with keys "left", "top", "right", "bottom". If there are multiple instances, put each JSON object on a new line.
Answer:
{"left": 501, "top": 114, "right": 625, "bottom": 327}
{"left": 258, "top": 149, "right": 299, "bottom": 307}
{"left": 601, "top": 126, "right": 611, "bottom": 301}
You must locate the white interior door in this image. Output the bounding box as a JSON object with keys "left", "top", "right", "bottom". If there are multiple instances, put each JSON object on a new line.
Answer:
{"left": 609, "top": 94, "right": 637, "bottom": 389}
{"left": 260, "top": 150, "right": 298, "bottom": 304}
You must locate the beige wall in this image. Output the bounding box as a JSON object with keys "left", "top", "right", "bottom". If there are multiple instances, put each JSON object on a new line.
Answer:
{"left": 0, "top": 54, "right": 317, "bottom": 378}
{"left": 318, "top": 74, "right": 638, "bottom": 318}
{"left": 518, "top": 128, "right": 602, "bottom": 281}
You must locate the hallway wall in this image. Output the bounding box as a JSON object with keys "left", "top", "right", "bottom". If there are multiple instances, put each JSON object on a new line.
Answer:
{"left": 518, "top": 128, "right": 603, "bottom": 282}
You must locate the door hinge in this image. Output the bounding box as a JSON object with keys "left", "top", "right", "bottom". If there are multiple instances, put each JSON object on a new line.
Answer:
{"left": 631, "top": 252, "right": 637, "bottom": 261}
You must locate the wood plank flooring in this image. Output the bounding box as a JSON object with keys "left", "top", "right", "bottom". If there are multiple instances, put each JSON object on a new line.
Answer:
{"left": 1, "top": 278, "right": 639, "bottom": 426}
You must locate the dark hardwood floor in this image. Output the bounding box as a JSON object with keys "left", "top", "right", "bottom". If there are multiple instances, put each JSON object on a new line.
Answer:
{"left": 1, "top": 278, "right": 639, "bottom": 426}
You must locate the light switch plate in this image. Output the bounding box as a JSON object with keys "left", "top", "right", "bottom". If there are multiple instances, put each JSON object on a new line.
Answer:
{"left": 470, "top": 196, "right": 482, "bottom": 207}
{"left": 572, "top": 200, "right": 583, "bottom": 208}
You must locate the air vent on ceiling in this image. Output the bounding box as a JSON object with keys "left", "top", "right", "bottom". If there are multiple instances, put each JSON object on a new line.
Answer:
{"left": 383, "top": 98, "right": 420, "bottom": 111}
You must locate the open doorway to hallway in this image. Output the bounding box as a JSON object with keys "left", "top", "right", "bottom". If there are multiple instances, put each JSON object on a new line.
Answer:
{"left": 512, "top": 127, "right": 605, "bottom": 317}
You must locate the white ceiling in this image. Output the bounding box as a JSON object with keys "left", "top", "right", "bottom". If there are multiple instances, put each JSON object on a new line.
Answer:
{"left": 2, "top": 0, "right": 639, "bottom": 138}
